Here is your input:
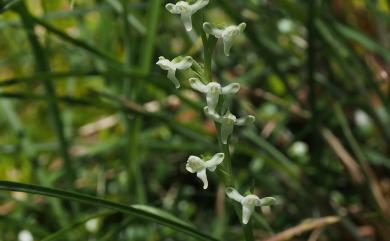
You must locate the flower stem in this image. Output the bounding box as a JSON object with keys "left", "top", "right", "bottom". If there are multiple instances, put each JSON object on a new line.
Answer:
{"left": 201, "top": 37, "right": 255, "bottom": 240}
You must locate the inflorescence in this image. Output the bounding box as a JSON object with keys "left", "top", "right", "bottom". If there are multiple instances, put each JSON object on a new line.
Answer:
{"left": 157, "top": 0, "right": 276, "bottom": 225}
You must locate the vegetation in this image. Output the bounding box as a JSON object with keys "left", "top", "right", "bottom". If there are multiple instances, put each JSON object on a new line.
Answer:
{"left": 0, "top": 0, "right": 389, "bottom": 240}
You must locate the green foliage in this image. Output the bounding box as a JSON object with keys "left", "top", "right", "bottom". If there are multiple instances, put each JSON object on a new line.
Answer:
{"left": 0, "top": 0, "right": 390, "bottom": 240}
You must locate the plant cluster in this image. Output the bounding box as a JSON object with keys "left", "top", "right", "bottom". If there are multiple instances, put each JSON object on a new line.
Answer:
{"left": 157, "top": 0, "right": 277, "bottom": 229}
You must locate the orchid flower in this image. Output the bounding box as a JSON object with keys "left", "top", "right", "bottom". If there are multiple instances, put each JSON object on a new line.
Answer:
{"left": 189, "top": 77, "right": 240, "bottom": 114}
{"left": 204, "top": 107, "right": 255, "bottom": 144}
{"left": 203, "top": 22, "right": 246, "bottom": 56}
{"left": 156, "top": 56, "right": 193, "bottom": 88}
{"left": 166, "top": 0, "right": 209, "bottom": 31}
{"left": 186, "top": 153, "right": 225, "bottom": 189}
{"left": 226, "top": 187, "right": 276, "bottom": 224}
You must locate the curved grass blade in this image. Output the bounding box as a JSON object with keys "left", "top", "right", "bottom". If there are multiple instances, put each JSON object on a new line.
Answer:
{"left": 0, "top": 181, "right": 218, "bottom": 241}
{"left": 0, "top": 0, "right": 19, "bottom": 13}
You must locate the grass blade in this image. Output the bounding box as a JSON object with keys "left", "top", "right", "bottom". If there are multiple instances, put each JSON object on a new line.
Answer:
{"left": 0, "top": 181, "right": 218, "bottom": 241}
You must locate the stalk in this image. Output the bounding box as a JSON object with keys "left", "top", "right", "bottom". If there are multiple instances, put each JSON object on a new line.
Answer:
{"left": 120, "top": 0, "right": 146, "bottom": 204}
{"left": 202, "top": 34, "right": 255, "bottom": 241}
{"left": 14, "top": 1, "right": 75, "bottom": 186}
{"left": 123, "top": 0, "right": 163, "bottom": 204}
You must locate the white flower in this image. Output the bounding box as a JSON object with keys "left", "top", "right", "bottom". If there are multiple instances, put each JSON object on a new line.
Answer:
{"left": 203, "top": 22, "right": 246, "bottom": 56}
{"left": 186, "top": 153, "right": 225, "bottom": 189}
{"left": 166, "top": 0, "right": 209, "bottom": 31}
{"left": 189, "top": 77, "right": 240, "bottom": 113}
{"left": 85, "top": 218, "right": 100, "bottom": 233}
{"left": 204, "top": 107, "right": 255, "bottom": 144}
{"left": 226, "top": 187, "right": 276, "bottom": 224}
{"left": 156, "top": 56, "right": 193, "bottom": 88}
{"left": 18, "top": 230, "right": 34, "bottom": 241}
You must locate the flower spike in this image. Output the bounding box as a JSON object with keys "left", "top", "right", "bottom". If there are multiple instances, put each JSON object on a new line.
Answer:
{"left": 156, "top": 56, "right": 193, "bottom": 88}
{"left": 203, "top": 22, "right": 246, "bottom": 56}
{"left": 186, "top": 153, "right": 225, "bottom": 189}
{"left": 204, "top": 107, "right": 255, "bottom": 144}
{"left": 166, "top": 0, "right": 209, "bottom": 31}
{"left": 226, "top": 187, "right": 276, "bottom": 224}
{"left": 189, "top": 78, "right": 240, "bottom": 113}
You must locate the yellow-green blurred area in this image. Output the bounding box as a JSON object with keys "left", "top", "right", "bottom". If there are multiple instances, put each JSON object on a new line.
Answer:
{"left": 0, "top": 0, "right": 390, "bottom": 240}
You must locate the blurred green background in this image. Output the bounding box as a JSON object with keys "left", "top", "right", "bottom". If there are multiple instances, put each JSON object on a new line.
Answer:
{"left": 0, "top": 0, "right": 390, "bottom": 240}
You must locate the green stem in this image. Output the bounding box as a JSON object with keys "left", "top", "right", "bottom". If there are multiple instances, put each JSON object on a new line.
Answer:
{"left": 202, "top": 35, "right": 217, "bottom": 82}
{"left": 202, "top": 34, "right": 254, "bottom": 241}
{"left": 215, "top": 125, "right": 254, "bottom": 241}
{"left": 14, "top": 2, "right": 75, "bottom": 186}
{"left": 124, "top": 0, "right": 163, "bottom": 204}
{"left": 307, "top": 0, "right": 321, "bottom": 161}
{"left": 120, "top": 0, "right": 146, "bottom": 204}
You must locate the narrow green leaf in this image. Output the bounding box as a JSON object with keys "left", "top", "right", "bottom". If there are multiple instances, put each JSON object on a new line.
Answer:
{"left": 334, "top": 23, "right": 390, "bottom": 61}
{"left": 243, "top": 130, "right": 300, "bottom": 182}
{"left": 0, "top": 181, "right": 218, "bottom": 241}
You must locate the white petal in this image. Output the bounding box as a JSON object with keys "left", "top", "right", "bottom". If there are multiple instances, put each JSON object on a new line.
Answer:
{"left": 221, "top": 23, "right": 246, "bottom": 56}
{"left": 221, "top": 120, "right": 234, "bottom": 144}
{"left": 181, "top": 13, "right": 193, "bottom": 31}
{"left": 204, "top": 107, "right": 222, "bottom": 123}
{"left": 206, "top": 89, "right": 220, "bottom": 114}
{"left": 175, "top": 56, "right": 193, "bottom": 70}
{"left": 243, "top": 195, "right": 262, "bottom": 206}
{"left": 156, "top": 56, "right": 173, "bottom": 71}
{"left": 203, "top": 22, "right": 223, "bottom": 38}
{"left": 235, "top": 115, "right": 255, "bottom": 126}
{"left": 242, "top": 205, "right": 254, "bottom": 224}
{"left": 186, "top": 155, "right": 205, "bottom": 173}
{"left": 221, "top": 83, "right": 240, "bottom": 95}
{"left": 205, "top": 153, "right": 224, "bottom": 171}
{"left": 189, "top": 78, "right": 208, "bottom": 93}
{"left": 226, "top": 187, "right": 244, "bottom": 203}
{"left": 223, "top": 36, "right": 234, "bottom": 56}
{"left": 189, "top": 0, "right": 209, "bottom": 14}
{"left": 167, "top": 69, "right": 180, "bottom": 89}
{"left": 238, "top": 22, "right": 247, "bottom": 32}
{"left": 165, "top": 3, "right": 181, "bottom": 14}
{"left": 196, "top": 169, "right": 208, "bottom": 189}
{"left": 260, "top": 197, "right": 277, "bottom": 206}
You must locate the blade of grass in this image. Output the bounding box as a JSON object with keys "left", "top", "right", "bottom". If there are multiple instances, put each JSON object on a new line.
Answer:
{"left": 263, "top": 216, "right": 340, "bottom": 241}
{"left": 216, "top": 0, "right": 299, "bottom": 102}
{"left": 307, "top": 0, "right": 321, "bottom": 162}
{"left": 123, "top": 0, "right": 163, "bottom": 204}
{"left": 14, "top": 1, "right": 75, "bottom": 185}
{"left": 334, "top": 104, "right": 390, "bottom": 218}
{"left": 243, "top": 130, "right": 300, "bottom": 183}
{"left": 0, "top": 181, "right": 219, "bottom": 241}
{"left": 119, "top": 0, "right": 146, "bottom": 205}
